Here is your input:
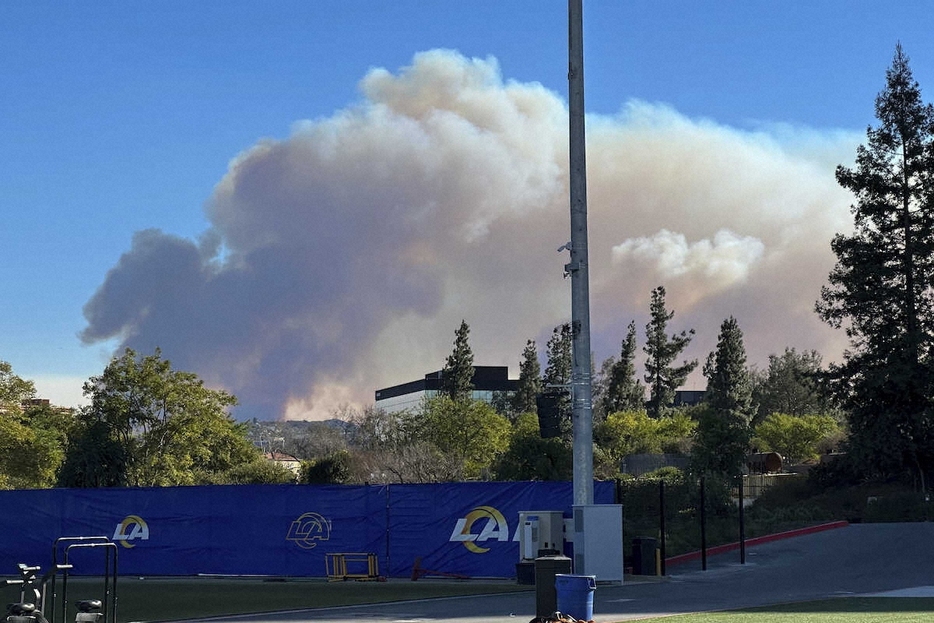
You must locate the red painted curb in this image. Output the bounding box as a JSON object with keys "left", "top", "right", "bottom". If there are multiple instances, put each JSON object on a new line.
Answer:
{"left": 665, "top": 520, "right": 850, "bottom": 567}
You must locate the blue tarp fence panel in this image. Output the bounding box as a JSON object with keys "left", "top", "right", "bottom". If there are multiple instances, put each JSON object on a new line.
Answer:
{"left": 0, "top": 482, "right": 615, "bottom": 578}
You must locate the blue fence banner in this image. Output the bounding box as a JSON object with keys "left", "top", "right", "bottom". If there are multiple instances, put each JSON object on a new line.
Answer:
{"left": 0, "top": 481, "right": 615, "bottom": 578}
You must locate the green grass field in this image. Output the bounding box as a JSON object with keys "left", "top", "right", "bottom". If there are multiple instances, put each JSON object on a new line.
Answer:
{"left": 9, "top": 577, "right": 934, "bottom": 623}
{"left": 648, "top": 598, "right": 934, "bottom": 623}
{"left": 4, "top": 576, "right": 531, "bottom": 623}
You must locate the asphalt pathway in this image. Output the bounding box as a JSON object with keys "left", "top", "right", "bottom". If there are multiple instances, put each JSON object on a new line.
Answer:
{"left": 195, "top": 523, "right": 934, "bottom": 623}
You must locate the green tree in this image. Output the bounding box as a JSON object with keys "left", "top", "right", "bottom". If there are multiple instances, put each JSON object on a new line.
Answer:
{"left": 512, "top": 340, "right": 541, "bottom": 416}
{"left": 493, "top": 412, "right": 573, "bottom": 481}
{"left": 344, "top": 405, "right": 451, "bottom": 483}
{"left": 816, "top": 46, "right": 934, "bottom": 487}
{"left": 0, "top": 360, "right": 35, "bottom": 408}
{"left": 56, "top": 418, "right": 129, "bottom": 487}
{"left": 419, "top": 395, "right": 511, "bottom": 479}
{"left": 754, "top": 413, "right": 840, "bottom": 465}
{"left": 542, "top": 323, "right": 573, "bottom": 437}
{"left": 692, "top": 317, "right": 754, "bottom": 477}
{"left": 602, "top": 321, "right": 646, "bottom": 416}
{"left": 300, "top": 450, "right": 353, "bottom": 484}
{"left": 751, "top": 348, "right": 832, "bottom": 425}
{"left": 218, "top": 458, "right": 296, "bottom": 484}
{"left": 59, "top": 348, "right": 261, "bottom": 487}
{"left": 593, "top": 410, "right": 696, "bottom": 478}
{"left": 644, "top": 286, "right": 697, "bottom": 417}
{"left": 0, "top": 361, "right": 71, "bottom": 489}
{"left": 442, "top": 320, "right": 475, "bottom": 401}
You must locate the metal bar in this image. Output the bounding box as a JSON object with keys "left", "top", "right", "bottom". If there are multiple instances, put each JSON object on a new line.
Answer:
{"left": 50, "top": 536, "right": 109, "bottom": 623}
{"left": 739, "top": 476, "right": 746, "bottom": 565}
{"left": 659, "top": 480, "right": 667, "bottom": 576}
{"left": 700, "top": 476, "right": 707, "bottom": 571}
{"left": 63, "top": 542, "right": 118, "bottom": 623}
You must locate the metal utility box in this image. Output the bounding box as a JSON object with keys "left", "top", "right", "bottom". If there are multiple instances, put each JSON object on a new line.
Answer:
{"left": 572, "top": 504, "right": 624, "bottom": 583}
{"left": 518, "top": 511, "right": 565, "bottom": 560}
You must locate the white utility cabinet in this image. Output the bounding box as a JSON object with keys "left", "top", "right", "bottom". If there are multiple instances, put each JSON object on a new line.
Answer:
{"left": 572, "top": 504, "right": 624, "bottom": 583}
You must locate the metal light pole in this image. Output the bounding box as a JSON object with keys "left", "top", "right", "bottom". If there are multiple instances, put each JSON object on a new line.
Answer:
{"left": 567, "top": 0, "right": 593, "bottom": 506}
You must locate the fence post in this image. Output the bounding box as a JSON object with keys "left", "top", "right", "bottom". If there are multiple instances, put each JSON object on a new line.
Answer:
{"left": 739, "top": 475, "right": 746, "bottom": 565}
{"left": 700, "top": 475, "right": 707, "bottom": 571}
{"left": 659, "top": 479, "right": 666, "bottom": 576}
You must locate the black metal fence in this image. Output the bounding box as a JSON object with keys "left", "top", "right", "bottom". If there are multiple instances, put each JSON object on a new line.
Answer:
{"left": 615, "top": 473, "right": 742, "bottom": 573}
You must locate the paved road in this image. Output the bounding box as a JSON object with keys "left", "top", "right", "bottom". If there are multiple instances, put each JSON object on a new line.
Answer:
{"left": 195, "top": 523, "right": 934, "bottom": 623}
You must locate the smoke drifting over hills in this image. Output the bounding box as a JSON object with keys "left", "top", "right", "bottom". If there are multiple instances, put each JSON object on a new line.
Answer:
{"left": 81, "top": 50, "right": 858, "bottom": 420}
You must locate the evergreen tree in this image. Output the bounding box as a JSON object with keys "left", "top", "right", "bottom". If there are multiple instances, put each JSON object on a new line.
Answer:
{"left": 816, "top": 45, "right": 934, "bottom": 487}
{"left": 692, "top": 316, "right": 754, "bottom": 477}
{"left": 441, "top": 320, "right": 475, "bottom": 401}
{"left": 542, "top": 323, "right": 573, "bottom": 437}
{"left": 602, "top": 321, "right": 646, "bottom": 415}
{"left": 643, "top": 286, "right": 697, "bottom": 417}
{"left": 591, "top": 355, "right": 614, "bottom": 422}
{"left": 512, "top": 339, "right": 541, "bottom": 415}
{"left": 751, "top": 348, "right": 831, "bottom": 424}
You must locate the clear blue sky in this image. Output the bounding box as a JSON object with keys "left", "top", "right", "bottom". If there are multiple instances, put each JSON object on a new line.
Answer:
{"left": 2, "top": 1, "right": 933, "bottom": 413}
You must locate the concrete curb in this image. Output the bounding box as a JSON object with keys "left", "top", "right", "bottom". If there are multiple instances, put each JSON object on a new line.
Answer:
{"left": 665, "top": 520, "right": 850, "bottom": 567}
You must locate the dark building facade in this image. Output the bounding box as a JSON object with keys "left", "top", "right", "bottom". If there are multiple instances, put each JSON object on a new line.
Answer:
{"left": 375, "top": 366, "right": 517, "bottom": 412}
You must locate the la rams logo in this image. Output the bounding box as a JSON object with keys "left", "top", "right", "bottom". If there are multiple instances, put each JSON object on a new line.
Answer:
{"left": 286, "top": 512, "right": 331, "bottom": 549}
{"left": 449, "top": 506, "right": 509, "bottom": 553}
{"left": 113, "top": 515, "right": 149, "bottom": 549}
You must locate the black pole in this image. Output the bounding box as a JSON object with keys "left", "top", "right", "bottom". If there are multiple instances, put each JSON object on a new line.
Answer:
{"left": 659, "top": 480, "right": 667, "bottom": 576}
{"left": 385, "top": 484, "right": 391, "bottom": 579}
{"left": 739, "top": 476, "right": 746, "bottom": 565}
{"left": 700, "top": 475, "right": 707, "bottom": 571}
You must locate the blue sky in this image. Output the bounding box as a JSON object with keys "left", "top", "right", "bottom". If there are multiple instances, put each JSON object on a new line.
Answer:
{"left": 2, "top": 1, "right": 933, "bottom": 417}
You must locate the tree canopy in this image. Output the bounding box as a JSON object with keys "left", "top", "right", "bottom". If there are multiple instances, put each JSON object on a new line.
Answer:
{"left": 58, "top": 348, "right": 267, "bottom": 487}
{"left": 751, "top": 348, "right": 830, "bottom": 424}
{"left": 542, "top": 323, "right": 573, "bottom": 437}
{"left": 644, "top": 286, "right": 697, "bottom": 417}
{"left": 493, "top": 412, "right": 572, "bottom": 481}
{"left": 442, "top": 320, "right": 475, "bottom": 401}
{"left": 816, "top": 45, "right": 934, "bottom": 487}
{"left": 601, "top": 321, "right": 646, "bottom": 416}
{"left": 512, "top": 339, "right": 541, "bottom": 416}
{"left": 0, "top": 360, "right": 72, "bottom": 490}
{"left": 754, "top": 413, "right": 840, "bottom": 465}
{"left": 692, "top": 317, "right": 754, "bottom": 477}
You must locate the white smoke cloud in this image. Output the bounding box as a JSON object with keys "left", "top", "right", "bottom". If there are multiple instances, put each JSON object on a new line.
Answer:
{"left": 81, "top": 49, "right": 860, "bottom": 419}
{"left": 612, "top": 229, "right": 765, "bottom": 290}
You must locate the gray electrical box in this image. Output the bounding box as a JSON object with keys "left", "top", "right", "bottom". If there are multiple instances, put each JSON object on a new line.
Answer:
{"left": 572, "top": 504, "right": 624, "bottom": 583}
{"left": 518, "top": 511, "right": 565, "bottom": 561}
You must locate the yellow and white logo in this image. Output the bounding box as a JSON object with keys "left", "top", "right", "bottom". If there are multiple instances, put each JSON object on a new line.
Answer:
{"left": 286, "top": 512, "right": 331, "bottom": 549}
{"left": 113, "top": 515, "right": 149, "bottom": 549}
{"left": 449, "top": 506, "right": 510, "bottom": 553}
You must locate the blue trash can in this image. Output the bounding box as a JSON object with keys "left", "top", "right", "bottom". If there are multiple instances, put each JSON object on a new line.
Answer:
{"left": 555, "top": 574, "right": 596, "bottom": 621}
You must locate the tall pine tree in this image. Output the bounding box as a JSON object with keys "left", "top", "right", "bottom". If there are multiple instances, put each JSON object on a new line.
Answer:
{"left": 643, "top": 286, "right": 697, "bottom": 417}
{"left": 816, "top": 45, "right": 934, "bottom": 487}
{"left": 512, "top": 339, "right": 541, "bottom": 415}
{"left": 442, "top": 320, "right": 475, "bottom": 401}
{"left": 541, "top": 323, "right": 573, "bottom": 437}
{"left": 692, "top": 316, "right": 754, "bottom": 477}
{"left": 601, "top": 321, "right": 646, "bottom": 415}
